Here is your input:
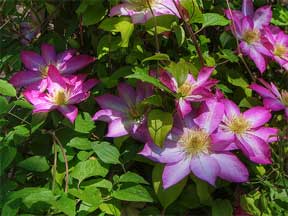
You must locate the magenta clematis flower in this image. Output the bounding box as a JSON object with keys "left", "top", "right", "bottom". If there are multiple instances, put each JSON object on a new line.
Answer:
{"left": 109, "top": 0, "right": 180, "bottom": 24}
{"left": 225, "top": 0, "right": 272, "bottom": 73}
{"left": 159, "top": 67, "right": 217, "bottom": 117}
{"left": 214, "top": 99, "right": 278, "bottom": 164}
{"left": 93, "top": 82, "right": 153, "bottom": 142}
{"left": 250, "top": 78, "right": 288, "bottom": 118}
{"left": 262, "top": 26, "right": 288, "bottom": 70}
{"left": 23, "top": 65, "right": 98, "bottom": 123}
{"left": 140, "top": 100, "right": 249, "bottom": 188}
{"left": 10, "top": 43, "right": 95, "bottom": 90}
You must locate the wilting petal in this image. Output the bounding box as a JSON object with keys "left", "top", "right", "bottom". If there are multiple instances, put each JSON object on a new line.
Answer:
{"left": 211, "top": 153, "right": 249, "bottom": 182}
{"left": 41, "top": 44, "right": 56, "bottom": 64}
{"left": 253, "top": 6, "right": 272, "bottom": 29}
{"left": 10, "top": 70, "right": 41, "bottom": 87}
{"left": 162, "top": 159, "right": 191, "bottom": 189}
{"left": 118, "top": 83, "right": 136, "bottom": 108}
{"left": 249, "top": 127, "right": 278, "bottom": 143}
{"left": 95, "top": 94, "right": 128, "bottom": 113}
{"left": 21, "top": 51, "right": 45, "bottom": 71}
{"left": 243, "top": 107, "right": 271, "bottom": 128}
{"left": 242, "top": 0, "right": 254, "bottom": 17}
{"left": 57, "top": 105, "right": 78, "bottom": 123}
{"left": 223, "top": 99, "right": 240, "bottom": 118}
{"left": 93, "top": 109, "right": 122, "bottom": 122}
{"left": 60, "top": 55, "right": 95, "bottom": 74}
{"left": 194, "top": 100, "right": 224, "bottom": 134}
{"left": 196, "top": 67, "right": 215, "bottom": 86}
{"left": 106, "top": 118, "right": 129, "bottom": 137}
{"left": 236, "top": 133, "right": 271, "bottom": 164}
{"left": 190, "top": 155, "right": 220, "bottom": 185}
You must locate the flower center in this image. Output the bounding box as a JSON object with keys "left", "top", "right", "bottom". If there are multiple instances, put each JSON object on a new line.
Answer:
{"left": 228, "top": 115, "right": 251, "bottom": 135}
{"left": 274, "top": 44, "right": 287, "bottom": 57}
{"left": 281, "top": 90, "right": 288, "bottom": 106}
{"left": 242, "top": 30, "right": 259, "bottom": 44}
{"left": 53, "top": 90, "right": 67, "bottom": 105}
{"left": 40, "top": 66, "right": 49, "bottom": 78}
{"left": 178, "top": 82, "right": 194, "bottom": 97}
{"left": 179, "top": 129, "right": 210, "bottom": 157}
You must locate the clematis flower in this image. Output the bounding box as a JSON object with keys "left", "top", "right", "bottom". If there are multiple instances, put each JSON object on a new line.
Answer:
{"left": 109, "top": 0, "right": 180, "bottom": 24}
{"left": 10, "top": 43, "right": 95, "bottom": 90}
{"left": 159, "top": 67, "right": 217, "bottom": 117}
{"left": 93, "top": 82, "right": 153, "bottom": 142}
{"left": 262, "top": 26, "right": 288, "bottom": 70}
{"left": 250, "top": 78, "right": 288, "bottom": 118}
{"left": 140, "top": 100, "right": 249, "bottom": 188}
{"left": 225, "top": 0, "right": 272, "bottom": 73}
{"left": 23, "top": 65, "right": 98, "bottom": 123}
{"left": 214, "top": 99, "right": 278, "bottom": 164}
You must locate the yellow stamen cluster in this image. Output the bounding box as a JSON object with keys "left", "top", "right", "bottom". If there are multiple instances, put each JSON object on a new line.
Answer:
{"left": 228, "top": 115, "right": 251, "bottom": 135}
{"left": 179, "top": 129, "right": 210, "bottom": 157}
{"left": 178, "top": 82, "right": 194, "bottom": 97}
{"left": 53, "top": 90, "right": 67, "bottom": 105}
{"left": 274, "top": 44, "right": 287, "bottom": 57}
{"left": 40, "top": 66, "right": 49, "bottom": 78}
{"left": 242, "top": 30, "right": 259, "bottom": 44}
{"left": 281, "top": 90, "right": 288, "bottom": 106}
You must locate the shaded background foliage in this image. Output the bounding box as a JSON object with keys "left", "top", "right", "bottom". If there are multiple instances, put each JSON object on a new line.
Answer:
{"left": 0, "top": 0, "right": 287, "bottom": 215}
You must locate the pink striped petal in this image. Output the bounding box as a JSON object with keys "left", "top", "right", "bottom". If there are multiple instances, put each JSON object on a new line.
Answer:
{"left": 196, "top": 67, "right": 215, "bottom": 86}
{"left": 243, "top": 107, "right": 271, "bottom": 128}
{"left": 190, "top": 155, "right": 219, "bottom": 185}
{"left": 263, "top": 98, "right": 285, "bottom": 111}
{"left": 177, "top": 98, "right": 192, "bottom": 118}
{"left": 211, "top": 153, "right": 249, "bottom": 182}
{"left": 93, "top": 109, "right": 122, "bottom": 122}
{"left": 250, "top": 83, "right": 276, "bottom": 98}
{"left": 250, "top": 127, "right": 278, "bottom": 143}
{"left": 106, "top": 118, "right": 129, "bottom": 137}
{"left": 253, "top": 6, "right": 272, "bottom": 29}
{"left": 242, "top": 0, "right": 254, "bottom": 17}
{"left": 223, "top": 99, "right": 240, "bottom": 118}
{"left": 33, "top": 102, "right": 56, "bottom": 113}
{"left": 21, "top": 51, "right": 45, "bottom": 71}
{"left": 57, "top": 105, "right": 78, "bottom": 123}
{"left": 162, "top": 159, "right": 191, "bottom": 189}
{"left": 47, "top": 65, "right": 67, "bottom": 92}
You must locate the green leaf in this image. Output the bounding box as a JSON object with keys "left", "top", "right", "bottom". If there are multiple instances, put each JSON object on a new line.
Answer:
{"left": 227, "top": 70, "right": 252, "bottom": 96}
{"left": 17, "top": 156, "right": 50, "bottom": 172}
{"left": 119, "top": 171, "right": 149, "bottom": 185}
{"left": 174, "top": 25, "right": 185, "bottom": 47}
{"left": 99, "top": 17, "right": 134, "bottom": 47}
{"left": 148, "top": 109, "right": 173, "bottom": 148}
{"left": 69, "top": 187, "right": 101, "bottom": 206}
{"left": 54, "top": 195, "right": 76, "bottom": 216}
{"left": 0, "top": 79, "right": 16, "bottom": 97}
{"left": 126, "top": 67, "right": 174, "bottom": 95}
{"left": 142, "top": 53, "right": 170, "bottom": 63}
{"left": 212, "top": 199, "right": 233, "bottom": 216}
{"left": 145, "top": 15, "right": 178, "bottom": 34}
{"left": 74, "top": 112, "right": 95, "bottom": 133}
{"left": 152, "top": 164, "right": 187, "bottom": 209}
{"left": 31, "top": 113, "right": 47, "bottom": 133}
{"left": 217, "top": 49, "right": 239, "bottom": 63}
{"left": 99, "top": 201, "right": 121, "bottom": 216}
{"left": 22, "top": 188, "right": 55, "bottom": 208}
{"left": 71, "top": 159, "right": 108, "bottom": 184}
{"left": 112, "top": 183, "right": 153, "bottom": 202}
{"left": 192, "top": 176, "right": 213, "bottom": 205}
{"left": 67, "top": 137, "right": 92, "bottom": 150}
{"left": 181, "top": 0, "right": 203, "bottom": 23}
{"left": 0, "top": 96, "right": 9, "bottom": 114}
{"left": 0, "top": 146, "right": 17, "bottom": 176}
{"left": 202, "top": 13, "right": 230, "bottom": 27}
{"left": 92, "top": 141, "right": 120, "bottom": 164}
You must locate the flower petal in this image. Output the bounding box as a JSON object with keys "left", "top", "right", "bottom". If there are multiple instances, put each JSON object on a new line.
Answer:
{"left": 263, "top": 98, "right": 285, "bottom": 111}
{"left": 60, "top": 55, "right": 95, "bottom": 74}
{"left": 10, "top": 70, "right": 41, "bottom": 88}
{"left": 106, "top": 118, "right": 129, "bottom": 137}
{"left": 47, "top": 65, "right": 67, "bottom": 92}
{"left": 68, "top": 92, "right": 90, "bottom": 104}
{"left": 223, "top": 99, "right": 240, "bottom": 119}
{"left": 118, "top": 83, "right": 136, "bottom": 108}
{"left": 242, "top": 0, "right": 254, "bottom": 17}
{"left": 57, "top": 105, "right": 78, "bottom": 123}
{"left": 236, "top": 133, "right": 271, "bottom": 164}
{"left": 243, "top": 107, "right": 271, "bottom": 128}
{"left": 190, "top": 155, "right": 220, "bottom": 185}
{"left": 211, "top": 153, "right": 249, "bottom": 182}
{"left": 253, "top": 6, "right": 272, "bottom": 29}
{"left": 93, "top": 109, "right": 122, "bottom": 122}
{"left": 250, "top": 83, "right": 276, "bottom": 98}
{"left": 21, "top": 50, "right": 45, "bottom": 71}
{"left": 41, "top": 43, "right": 56, "bottom": 64}
{"left": 162, "top": 159, "right": 191, "bottom": 189}
{"left": 177, "top": 98, "right": 192, "bottom": 118}
{"left": 196, "top": 67, "right": 215, "bottom": 86}
{"left": 95, "top": 94, "right": 128, "bottom": 113}
{"left": 249, "top": 127, "right": 278, "bottom": 143}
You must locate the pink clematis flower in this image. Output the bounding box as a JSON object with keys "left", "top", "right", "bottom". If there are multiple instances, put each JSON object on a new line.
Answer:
{"left": 159, "top": 67, "right": 217, "bottom": 117}
{"left": 225, "top": 0, "right": 272, "bottom": 73}
{"left": 93, "top": 82, "right": 153, "bottom": 142}
{"left": 23, "top": 65, "right": 98, "bottom": 123}
{"left": 10, "top": 43, "right": 95, "bottom": 90}
{"left": 214, "top": 99, "right": 278, "bottom": 164}
{"left": 250, "top": 78, "right": 288, "bottom": 118}
{"left": 262, "top": 26, "right": 288, "bottom": 70}
{"left": 140, "top": 100, "right": 249, "bottom": 188}
{"left": 109, "top": 0, "right": 180, "bottom": 24}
